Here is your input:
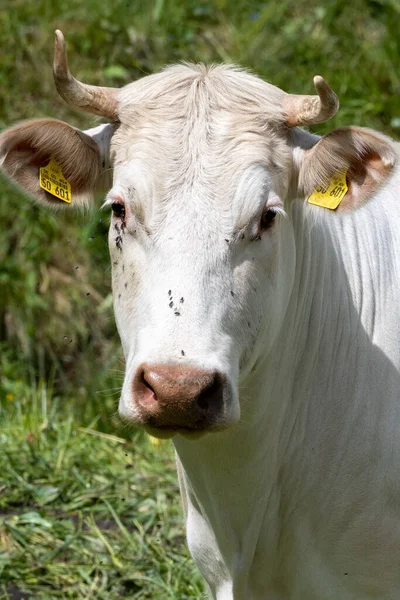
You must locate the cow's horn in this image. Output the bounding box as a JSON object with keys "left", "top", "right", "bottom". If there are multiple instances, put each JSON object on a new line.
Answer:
{"left": 53, "top": 30, "right": 119, "bottom": 120}
{"left": 282, "top": 76, "right": 339, "bottom": 127}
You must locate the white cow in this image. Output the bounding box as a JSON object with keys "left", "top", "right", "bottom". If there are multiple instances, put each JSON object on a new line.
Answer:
{"left": 1, "top": 30, "right": 400, "bottom": 599}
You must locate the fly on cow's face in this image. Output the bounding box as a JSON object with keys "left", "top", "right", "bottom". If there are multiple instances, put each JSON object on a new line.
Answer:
{"left": 115, "top": 235, "right": 123, "bottom": 250}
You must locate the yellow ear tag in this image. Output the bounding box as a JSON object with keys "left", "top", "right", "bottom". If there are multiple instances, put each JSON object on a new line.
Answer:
{"left": 39, "top": 157, "right": 72, "bottom": 203}
{"left": 308, "top": 171, "right": 348, "bottom": 210}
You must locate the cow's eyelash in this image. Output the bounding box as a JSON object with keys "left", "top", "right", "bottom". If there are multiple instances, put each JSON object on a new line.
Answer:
{"left": 265, "top": 206, "right": 287, "bottom": 219}
{"left": 101, "top": 192, "right": 126, "bottom": 209}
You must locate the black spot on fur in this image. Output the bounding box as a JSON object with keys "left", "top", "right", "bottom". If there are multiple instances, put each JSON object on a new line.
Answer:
{"left": 116, "top": 235, "right": 123, "bottom": 251}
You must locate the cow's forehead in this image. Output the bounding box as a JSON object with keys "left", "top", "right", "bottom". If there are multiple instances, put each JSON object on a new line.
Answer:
{"left": 110, "top": 64, "right": 291, "bottom": 205}
{"left": 117, "top": 63, "right": 286, "bottom": 121}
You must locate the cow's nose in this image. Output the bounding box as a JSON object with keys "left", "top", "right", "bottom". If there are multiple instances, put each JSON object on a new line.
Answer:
{"left": 133, "top": 363, "right": 225, "bottom": 429}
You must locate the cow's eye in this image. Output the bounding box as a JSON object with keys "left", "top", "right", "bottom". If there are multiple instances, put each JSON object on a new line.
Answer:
{"left": 260, "top": 208, "right": 277, "bottom": 231}
{"left": 111, "top": 203, "right": 125, "bottom": 219}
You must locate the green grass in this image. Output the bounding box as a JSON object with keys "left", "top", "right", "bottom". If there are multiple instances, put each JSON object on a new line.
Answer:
{"left": 0, "top": 386, "right": 203, "bottom": 599}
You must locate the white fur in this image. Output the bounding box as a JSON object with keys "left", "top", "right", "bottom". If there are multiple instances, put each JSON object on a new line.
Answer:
{"left": 84, "top": 123, "right": 115, "bottom": 170}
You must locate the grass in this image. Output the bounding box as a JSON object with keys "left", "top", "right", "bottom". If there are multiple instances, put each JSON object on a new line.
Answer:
{"left": 0, "top": 385, "right": 204, "bottom": 599}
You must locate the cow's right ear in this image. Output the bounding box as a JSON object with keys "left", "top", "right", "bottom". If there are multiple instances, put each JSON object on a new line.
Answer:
{"left": 0, "top": 118, "right": 115, "bottom": 209}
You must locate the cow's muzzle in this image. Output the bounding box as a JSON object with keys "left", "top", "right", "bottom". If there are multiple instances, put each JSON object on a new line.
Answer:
{"left": 132, "top": 363, "right": 228, "bottom": 435}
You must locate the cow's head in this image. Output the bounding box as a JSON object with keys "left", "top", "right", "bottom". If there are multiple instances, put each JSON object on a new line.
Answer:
{"left": 1, "top": 31, "right": 396, "bottom": 438}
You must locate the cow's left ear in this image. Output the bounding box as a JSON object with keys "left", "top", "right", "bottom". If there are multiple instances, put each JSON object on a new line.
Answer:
{"left": 296, "top": 127, "right": 397, "bottom": 212}
{"left": 0, "top": 119, "right": 115, "bottom": 209}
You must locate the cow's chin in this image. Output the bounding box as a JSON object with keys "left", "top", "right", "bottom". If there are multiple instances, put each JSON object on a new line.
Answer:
{"left": 144, "top": 425, "right": 208, "bottom": 440}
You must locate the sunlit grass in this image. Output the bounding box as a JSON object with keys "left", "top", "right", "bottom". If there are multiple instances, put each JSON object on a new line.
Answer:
{"left": 0, "top": 386, "right": 203, "bottom": 599}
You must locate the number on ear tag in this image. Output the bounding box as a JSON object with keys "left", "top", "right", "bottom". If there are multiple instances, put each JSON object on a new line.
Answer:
{"left": 308, "top": 172, "right": 348, "bottom": 210}
{"left": 40, "top": 157, "right": 72, "bottom": 203}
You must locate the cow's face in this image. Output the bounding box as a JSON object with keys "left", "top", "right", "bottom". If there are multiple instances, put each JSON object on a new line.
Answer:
{"left": 2, "top": 35, "right": 394, "bottom": 437}
{"left": 107, "top": 112, "right": 295, "bottom": 436}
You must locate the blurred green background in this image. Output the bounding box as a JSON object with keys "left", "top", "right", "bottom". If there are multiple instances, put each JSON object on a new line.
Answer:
{"left": 0, "top": 0, "right": 399, "bottom": 598}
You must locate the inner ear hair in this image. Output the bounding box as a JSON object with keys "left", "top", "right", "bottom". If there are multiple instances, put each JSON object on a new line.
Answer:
{"left": 300, "top": 127, "right": 397, "bottom": 211}
{"left": 0, "top": 118, "right": 101, "bottom": 207}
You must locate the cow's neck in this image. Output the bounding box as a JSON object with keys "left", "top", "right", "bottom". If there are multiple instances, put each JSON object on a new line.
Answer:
{"left": 173, "top": 196, "right": 400, "bottom": 598}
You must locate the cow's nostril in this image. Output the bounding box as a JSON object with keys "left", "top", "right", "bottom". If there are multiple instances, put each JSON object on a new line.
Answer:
{"left": 142, "top": 370, "right": 158, "bottom": 402}
{"left": 197, "top": 395, "right": 209, "bottom": 410}
{"left": 196, "top": 376, "right": 222, "bottom": 412}
{"left": 134, "top": 369, "right": 159, "bottom": 412}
